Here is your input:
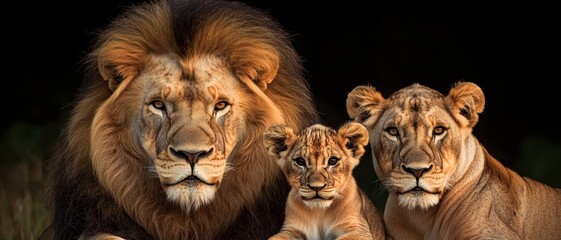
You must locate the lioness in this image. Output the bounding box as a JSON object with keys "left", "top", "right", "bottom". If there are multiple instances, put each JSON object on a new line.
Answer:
{"left": 264, "top": 122, "right": 387, "bottom": 240}
{"left": 346, "top": 82, "right": 561, "bottom": 239}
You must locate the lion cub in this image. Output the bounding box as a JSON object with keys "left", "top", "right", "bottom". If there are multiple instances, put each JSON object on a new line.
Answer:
{"left": 264, "top": 122, "right": 387, "bottom": 240}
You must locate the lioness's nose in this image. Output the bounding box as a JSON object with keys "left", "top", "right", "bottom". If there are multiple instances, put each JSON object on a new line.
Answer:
{"left": 170, "top": 147, "right": 213, "bottom": 166}
{"left": 402, "top": 163, "right": 433, "bottom": 179}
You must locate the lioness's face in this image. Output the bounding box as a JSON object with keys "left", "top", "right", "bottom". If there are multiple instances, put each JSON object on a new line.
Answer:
{"left": 129, "top": 54, "right": 245, "bottom": 211}
{"left": 347, "top": 85, "right": 474, "bottom": 210}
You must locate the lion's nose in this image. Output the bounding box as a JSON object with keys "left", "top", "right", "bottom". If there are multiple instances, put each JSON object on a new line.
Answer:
{"left": 170, "top": 147, "right": 213, "bottom": 167}
{"left": 402, "top": 163, "right": 433, "bottom": 179}
{"left": 307, "top": 184, "right": 326, "bottom": 192}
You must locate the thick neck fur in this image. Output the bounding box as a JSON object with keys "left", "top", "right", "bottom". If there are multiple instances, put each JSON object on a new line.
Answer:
{"left": 90, "top": 101, "right": 281, "bottom": 239}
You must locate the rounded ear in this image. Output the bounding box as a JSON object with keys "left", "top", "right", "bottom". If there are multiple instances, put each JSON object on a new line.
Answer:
{"left": 263, "top": 124, "right": 294, "bottom": 158}
{"left": 96, "top": 41, "right": 145, "bottom": 92}
{"left": 231, "top": 48, "right": 279, "bottom": 91}
{"left": 346, "top": 85, "right": 385, "bottom": 126}
{"left": 98, "top": 63, "right": 136, "bottom": 92}
{"left": 338, "top": 122, "right": 369, "bottom": 160}
{"left": 446, "top": 81, "right": 485, "bottom": 128}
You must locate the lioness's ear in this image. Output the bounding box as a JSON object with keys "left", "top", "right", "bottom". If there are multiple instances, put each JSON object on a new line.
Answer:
{"left": 338, "top": 122, "right": 369, "bottom": 162}
{"left": 346, "top": 85, "right": 385, "bottom": 127}
{"left": 263, "top": 124, "right": 295, "bottom": 158}
{"left": 446, "top": 81, "right": 485, "bottom": 128}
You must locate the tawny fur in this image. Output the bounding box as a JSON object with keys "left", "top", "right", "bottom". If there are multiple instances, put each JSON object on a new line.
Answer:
{"left": 346, "top": 82, "right": 561, "bottom": 239}
{"left": 41, "top": 0, "right": 318, "bottom": 239}
{"left": 264, "top": 123, "right": 388, "bottom": 240}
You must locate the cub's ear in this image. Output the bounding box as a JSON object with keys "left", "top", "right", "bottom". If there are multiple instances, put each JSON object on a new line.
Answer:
{"left": 338, "top": 122, "right": 369, "bottom": 162}
{"left": 263, "top": 124, "right": 295, "bottom": 159}
{"left": 346, "top": 85, "right": 385, "bottom": 127}
{"left": 446, "top": 81, "right": 485, "bottom": 128}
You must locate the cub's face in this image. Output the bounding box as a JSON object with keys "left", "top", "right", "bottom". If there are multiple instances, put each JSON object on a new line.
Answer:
{"left": 115, "top": 54, "right": 252, "bottom": 211}
{"left": 264, "top": 122, "right": 368, "bottom": 208}
{"left": 346, "top": 83, "right": 485, "bottom": 210}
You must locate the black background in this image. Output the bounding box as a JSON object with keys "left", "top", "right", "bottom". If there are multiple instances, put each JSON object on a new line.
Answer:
{"left": 3, "top": 1, "right": 560, "bottom": 208}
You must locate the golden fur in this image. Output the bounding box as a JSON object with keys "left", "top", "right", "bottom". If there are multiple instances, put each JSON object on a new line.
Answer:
{"left": 346, "top": 82, "right": 561, "bottom": 239}
{"left": 42, "top": 0, "right": 318, "bottom": 239}
{"left": 263, "top": 122, "right": 387, "bottom": 240}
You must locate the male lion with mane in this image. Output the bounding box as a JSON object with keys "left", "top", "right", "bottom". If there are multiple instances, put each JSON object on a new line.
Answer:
{"left": 41, "top": 0, "right": 319, "bottom": 239}
{"left": 346, "top": 82, "right": 561, "bottom": 239}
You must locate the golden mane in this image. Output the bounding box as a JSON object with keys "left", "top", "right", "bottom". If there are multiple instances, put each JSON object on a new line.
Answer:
{"left": 43, "top": 0, "right": 318, "bottom": 239}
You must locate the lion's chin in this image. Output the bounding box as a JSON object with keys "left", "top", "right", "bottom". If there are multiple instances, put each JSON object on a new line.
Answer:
{"left": 397, "top": 191, "right": 440, "bottom": 210}
{"left": 164, "top": 182, "right": 217, "bottom": 213}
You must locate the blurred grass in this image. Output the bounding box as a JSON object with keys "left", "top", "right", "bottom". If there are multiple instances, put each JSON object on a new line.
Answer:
{"left": 0, "top": 122, "right": 58, "bottom": 240}
{"left": 0, "top": 159, "right": 50, "bottom": 240}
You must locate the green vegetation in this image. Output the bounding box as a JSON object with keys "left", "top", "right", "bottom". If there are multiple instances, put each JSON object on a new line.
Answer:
{"left": 0, "top": 122, "right": 58, "bottom": 240}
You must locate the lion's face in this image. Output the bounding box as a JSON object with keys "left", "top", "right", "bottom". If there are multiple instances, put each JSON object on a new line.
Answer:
{"left": 123, "top": 54, "right": 246, "bottom": 211}
{"left": 264, "top": 122, "right": 368, "bottom": 209}
{"left": 346, "top": 83, "right": 484, "bottom": 210}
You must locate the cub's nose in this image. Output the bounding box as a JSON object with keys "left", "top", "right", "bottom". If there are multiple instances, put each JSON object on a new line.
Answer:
{"left": 307, "top": 184, "right": 326, "bottom": 192}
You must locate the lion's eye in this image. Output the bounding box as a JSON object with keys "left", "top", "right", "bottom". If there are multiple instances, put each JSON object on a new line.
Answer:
{"left": 433, "top": 126, "right": 446, "bottom": 135}
{"left": 214, "top": 101, "right": 229, "bottom": 111}
{"left": 294, "top": 157, "right": 306, "bottom": 167}
{"left": 151, "top": 100, "right": 165, "bottom": 110}
{"left": 327, "top": 157, "right": 339, "bottom": 166}
{"left": 386, "top": 127, "right": 399, "bottom": 136}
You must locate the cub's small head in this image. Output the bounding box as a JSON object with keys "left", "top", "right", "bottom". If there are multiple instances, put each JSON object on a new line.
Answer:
{"left": 346, "top": 82, "right": 485, "bottom": 210}
{"left": 263, "top": 122, "right": 369, "bottom": 208}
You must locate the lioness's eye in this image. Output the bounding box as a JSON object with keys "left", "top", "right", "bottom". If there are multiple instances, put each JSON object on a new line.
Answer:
{"left": 433, "top": 126, "right": 446, "bottom": 135}
{"left": 151, "top": 100, "right": 165, "bottom": 110}
{"left": 214, "top": 101, "right": 228, "bottom": 111}
{"left": 386, "top": 127, "right": 399, "bottom": 136}
{"left": 327, "top": 157, "right": 339, "bottom": 166}
{"left": 294, "top": 157, "right": 306, "bottom": 166}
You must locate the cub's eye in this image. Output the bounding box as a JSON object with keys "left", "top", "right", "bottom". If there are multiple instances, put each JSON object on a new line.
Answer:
{"left": 151, "top": 100, "right": 165, "bottom": 110}
{"left": 214, "top": 101, "right": 229, "bottom": 111}
{"left": 433, "top": 126, "right": 446, "bottom": 135}
{"left": 386, "top": 127, "right": 399, "bottom": 136}
{"left": 294, "top": 157, "right": 306, "bottom": 167}
{"left": 327, "top": 157, "right": 339, "bottom": 166}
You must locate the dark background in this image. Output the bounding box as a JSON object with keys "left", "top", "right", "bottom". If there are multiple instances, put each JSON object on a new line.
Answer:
{"left": 2, "top": 1, "right": 560, "bottom": 210}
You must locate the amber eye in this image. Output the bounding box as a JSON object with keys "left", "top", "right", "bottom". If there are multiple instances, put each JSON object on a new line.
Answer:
{"left": 214, "top": 101, "right": 228, "bottom": 111}
{"left": 151, "top": 100, "right": 165, "bottom": 110}
{"left": 433, "top": 126, "right": 446, "bottom": 135}
{"left": 294, "top": 157, "right": 306, "bottom": 166}
{"left": 386, "top": 127, "right": 399, "bottom": 136}
{"left": 327, "top": 157, "right": 339, "bottom": 166}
